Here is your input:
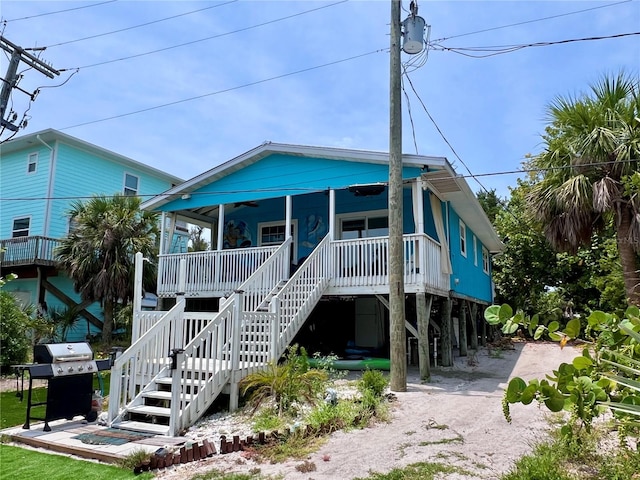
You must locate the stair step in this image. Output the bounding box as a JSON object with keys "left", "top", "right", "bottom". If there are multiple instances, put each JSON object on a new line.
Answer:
{"left": 114, "top": 420, "right": 169, "bottom": 436}
{"left": 142, "top": 390, "right": 172, "bottom": 400}
{"left": 142, "top": 390, "right": 193, "bottom": 401}
{"left": 156, "top": 377, "right": 207, "bottom": 387}
{"left": 128, "top": 405, "right": 172, "bottom": 417}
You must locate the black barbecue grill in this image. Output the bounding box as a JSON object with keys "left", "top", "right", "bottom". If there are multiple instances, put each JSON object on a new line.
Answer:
{"left": 15, "top": 342, "right": 111, "bottom": 431}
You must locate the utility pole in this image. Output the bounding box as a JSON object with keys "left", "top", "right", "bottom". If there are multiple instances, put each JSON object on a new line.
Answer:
{"left": 388, "top": 0, "right": 406, "bottom": 392}
{"left": 0, "top": 35, "right": 59, "bottom": 132}
{"left": 389, "top": 0, "right": 424, "bottom": 392}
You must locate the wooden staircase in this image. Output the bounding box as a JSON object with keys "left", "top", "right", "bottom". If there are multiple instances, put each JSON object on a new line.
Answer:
{"left": 109, "top": 235, "right": 333, "bottom": 436}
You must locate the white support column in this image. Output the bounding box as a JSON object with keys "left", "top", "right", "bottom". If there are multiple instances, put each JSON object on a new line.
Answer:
{"left": 229, "top": 290, "right": 244, "bottom": 412}
{"left": 285, "top": 195, "right": 292, "bottom": 239}
{"left": 412, "top": 178, "right": 425, "bottom": 234}
{"left": 159, "top": 212, "right": 167, "bottom": 255}
{"left": 132, "top": 253, "right": 144, "bottom": 342}
{"left": 217, "top": 204, "right": 225, "bottom": 251}
{"left": 329, "top": 189, "right": 336, "bottom": 240}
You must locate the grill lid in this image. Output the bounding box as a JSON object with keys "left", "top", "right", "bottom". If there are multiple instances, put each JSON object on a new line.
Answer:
{"left": 34, "top": 342, "right": 93, "bottom": 364}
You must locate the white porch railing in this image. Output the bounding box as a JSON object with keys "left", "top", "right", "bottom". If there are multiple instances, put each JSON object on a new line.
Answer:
{"left": 330, "top": 233, "right": 448, "bottom": 293}
{"left": 157, "top": 245, "right": 280, "bottom": 297}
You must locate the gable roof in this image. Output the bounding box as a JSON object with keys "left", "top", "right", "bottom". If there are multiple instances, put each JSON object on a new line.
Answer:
{"left": 140, "top": 142, "right": 503, "bottom": 252}
{"left": 1, "top": 128, "right": 184, "bottom": 185}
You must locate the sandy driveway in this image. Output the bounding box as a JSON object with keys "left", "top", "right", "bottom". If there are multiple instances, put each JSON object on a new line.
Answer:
{"left": 156, "top": 341, "right": 579, "bottom": 480}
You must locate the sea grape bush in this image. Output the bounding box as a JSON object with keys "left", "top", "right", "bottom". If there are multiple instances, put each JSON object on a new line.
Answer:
{"left": 485, "top": 304, "right": 640, "bottom": 440}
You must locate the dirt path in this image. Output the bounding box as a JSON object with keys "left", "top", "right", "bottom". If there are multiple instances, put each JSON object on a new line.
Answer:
{"left": 155, "top": 341, "right": 579, "bottom": 480}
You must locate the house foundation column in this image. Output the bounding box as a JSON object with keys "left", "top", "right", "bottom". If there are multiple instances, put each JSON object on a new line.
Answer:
{"left": 470, "top": 301, "right": 479, "bottom": 350}
{"left": 416, "top": 292, "right": 432, "bottom": 381}
{"left": 441, "top": 296, "right": 453, "bottom": 366}
{"left": 459, "top": 300, "right": 468, "bottom": 357}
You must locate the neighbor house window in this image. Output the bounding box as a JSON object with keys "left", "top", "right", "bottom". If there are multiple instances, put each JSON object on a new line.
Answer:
{"left": 123, "top": 173, "right": 139, "bottom": 196}
{"left": 12, "top": 217, "right": 30, "bottom": 238}
{"left": 459, "top": 220, "right": 467, "bottom": 257}
{"left": 27, "top": 153, "right": 38, "bottom": 174}
{"left": 482, "top": 247, "right": 490, "bottom": 274}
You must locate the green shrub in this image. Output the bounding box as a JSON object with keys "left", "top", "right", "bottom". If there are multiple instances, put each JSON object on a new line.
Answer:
{"left": 0, "top": 290, "right": 34, "bottom": 368}
{"left": 240, "top": 344, "right": 329, "bottom": 416}
{"left": 358, "top": 369, "right": 388, "bottom": 398}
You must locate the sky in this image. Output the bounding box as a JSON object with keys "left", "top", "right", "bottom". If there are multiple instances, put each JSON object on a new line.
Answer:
{"left": 1, "top": 0, "right": 638, "bottom": 199}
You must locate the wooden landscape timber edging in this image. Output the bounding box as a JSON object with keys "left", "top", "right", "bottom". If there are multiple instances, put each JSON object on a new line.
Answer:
{"left": 133, "top": 422, "right": 339, "bottom": 472}
{"left": 133, "top": 439, "right": 216, "bottom": 473}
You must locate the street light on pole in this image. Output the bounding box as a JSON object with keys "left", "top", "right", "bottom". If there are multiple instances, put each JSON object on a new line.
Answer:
{"left": 388, "top": 0, "right": 424, "bottom": 392}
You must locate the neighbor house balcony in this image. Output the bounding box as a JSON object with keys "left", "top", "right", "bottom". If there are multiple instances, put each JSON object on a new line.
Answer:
{"left": 156, "top": 234, "right": 450, "bottom": 299}
{"left": 0, "top": 236, "right": 61, "bottom": 268}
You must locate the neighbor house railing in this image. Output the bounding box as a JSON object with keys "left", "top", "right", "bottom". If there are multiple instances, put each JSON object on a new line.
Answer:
{"left": 0, "top": 236, "right": 60, "bottom": 267}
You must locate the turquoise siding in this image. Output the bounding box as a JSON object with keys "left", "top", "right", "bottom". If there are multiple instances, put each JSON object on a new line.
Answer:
{"left": 2, "top": 277, "right": 98, "bottom": 342}
{"left": 217, "top": 187, "right": 440, "bottom": 264}
{"left": 46, "top": 276, "right": 102, "bottom": 342}
{"left": 0, "top": 146, "right": 50, "bottom": 238}
{"left": 48, "top": 142, "right": 175, "bottom": 238}
{"left": 2, "top": 131, "right": 181, "bottom": 341}
{"left": 447, "top": 204, "right": 492, "bottom": 302}
{"left": 160, "top": 154, "right": 423, "bottom": 212}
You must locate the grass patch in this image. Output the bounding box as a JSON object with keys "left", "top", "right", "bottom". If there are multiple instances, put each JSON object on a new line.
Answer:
{"left": 502, "top": 428, "right": 640, "bottom": 480}
{"left": 353, "top": 461, "right": 471, "bottom": 479}
{"left": 0, "top": 444, "right": 153, "bottom": 480}
{"left": 189, "top": 469, "right": 268, "bottom": 480}
{"left": 418, "top": 433, "right": 464, "bottom": 446}
{"left": 0, "top": 373, "right": 110, "bottom": 429}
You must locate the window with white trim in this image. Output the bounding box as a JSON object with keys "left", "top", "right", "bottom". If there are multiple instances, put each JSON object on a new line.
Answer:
{"left": 459, "top": 220, "right": 467, "bottom": 257}
{"left": 123, "top": 173, "right": 139, "bottom": 196}
{"left": 12, "top": 217, "right": 30, "bottom": 238}
{"left": 473, "top": 235, "right": 478, "bottom": 266}
{"left": 338, "top": 210, "right": 389, "bottom": 239}
{"left": 258, "top": 220, "right": 297, "bottom": 260}
{"left": 27, "top": 153, "right": 38, "bottom": 174}
{"left": 482, "top": 247, "right": 490, "bottom": 274}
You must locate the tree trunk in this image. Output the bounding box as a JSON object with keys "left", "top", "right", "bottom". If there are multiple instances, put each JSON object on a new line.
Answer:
{"left": 102, "top": 298, "right": 114, "bottom": 344}
{"left": 616, "top": 205, "right": 640, "bottom": 306}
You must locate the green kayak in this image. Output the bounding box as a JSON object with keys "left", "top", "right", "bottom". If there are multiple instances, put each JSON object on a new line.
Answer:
{"left": 308, "top": 357, "right": 390, "bottom": 371}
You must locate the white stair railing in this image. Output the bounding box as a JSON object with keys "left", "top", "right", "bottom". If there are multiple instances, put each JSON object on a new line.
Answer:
{"left": 108, "top": 298, "right": 186, "bottom": 424}
{"left": 272, "top": 234, "right": 333, "bottom": 357}
{"left": 170, "top": 238, "right": 292, "bottom": 434}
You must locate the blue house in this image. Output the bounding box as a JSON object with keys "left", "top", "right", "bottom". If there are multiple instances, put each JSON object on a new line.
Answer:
{"left": 108, "top": 143, "right": 503, "bottom": 436}
{"left": 0, "top": 129, "right": 184, "bottom": 341}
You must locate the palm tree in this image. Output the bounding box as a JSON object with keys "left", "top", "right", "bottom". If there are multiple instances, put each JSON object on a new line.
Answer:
{"left": 528, "top": 72, "right": 640, "bottom": 306}
{"left": 56, "top": 194, "right": 159, "bottom": 343}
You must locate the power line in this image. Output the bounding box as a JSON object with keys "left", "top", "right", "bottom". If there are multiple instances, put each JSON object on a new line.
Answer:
{"left": 43, "top": 1, "right": 238, "bottom": 49}
{"left": 431, "top": 32, "right": 640, "bottom": 58}
{"left": 431, "top": 0, "right": 632, "bottom": 43}
{"left": 65, "top": 0, "right": 348, "bottom": 71}
{"left": 2, "top": 158, "right": 637, "bottom": 203}
{"left": 3, "top": 1, "right": 118, "bottom": 23}
{"left": 60, "top": 48, "right": 386, "bottom": 130}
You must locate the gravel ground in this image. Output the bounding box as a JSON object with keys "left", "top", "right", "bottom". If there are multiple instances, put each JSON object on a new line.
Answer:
{"left": 151, "top": 341, "right": 579, "bottom": 480}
